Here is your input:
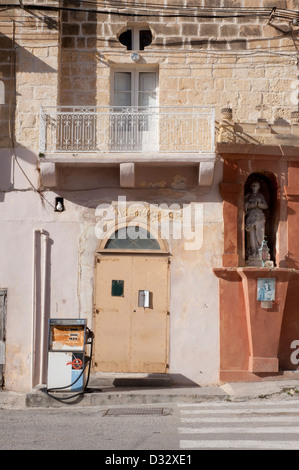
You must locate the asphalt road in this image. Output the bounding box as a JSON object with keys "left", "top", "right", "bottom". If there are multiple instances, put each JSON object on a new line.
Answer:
{"left": 0, "top": 404, "right": 179, "bottom": 451}
{"left": 2, "top": 398, "right": 299, "bottom": 451}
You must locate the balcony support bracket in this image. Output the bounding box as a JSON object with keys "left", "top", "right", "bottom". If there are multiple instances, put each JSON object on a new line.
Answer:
{"left": 120, "top": 162, "right": 135, "bottom": 188}
{"left": 198, "top": 161, "right": 215, "bottom": 186}
{"left": 39, "top": 161, "right": 57, "bottom": 188}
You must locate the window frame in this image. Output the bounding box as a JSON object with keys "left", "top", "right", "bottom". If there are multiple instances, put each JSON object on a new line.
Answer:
{"left": 111, "top": 66, "right": 159, "bottom": 108}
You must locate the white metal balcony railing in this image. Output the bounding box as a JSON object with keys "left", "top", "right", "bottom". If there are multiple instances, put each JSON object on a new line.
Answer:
{"left": 39, "top": 106, "right": 215, "bottom": 155}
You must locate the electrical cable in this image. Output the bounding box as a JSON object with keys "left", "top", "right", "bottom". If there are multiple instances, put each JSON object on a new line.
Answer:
{"left": 2, "top": 0, "right": 298, "bottom": 13}
{"left": 2, "top": 2, "right": 299, "bottom": 21}
{"left": 2, "top": 2, "right": 299, "bottom": 28}
{"left": 12, "top": 0, "right": 272, "bottom": 9}
{"left": 68, "top": 2, "right": 269, "bottom": 16}
{"left": 62, "top": 0, "right": 296, "bottom": 15}
{"left": 39, "top": 0, "right": 299, "bottom": 17}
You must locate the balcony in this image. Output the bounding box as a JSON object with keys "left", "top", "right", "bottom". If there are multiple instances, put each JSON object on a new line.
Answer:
{"left": 39, "top": 106, "right": 216, "bottom": 187}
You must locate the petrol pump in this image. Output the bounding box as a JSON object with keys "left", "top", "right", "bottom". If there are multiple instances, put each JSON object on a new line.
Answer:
{"left": 47, "top": 319, "right": 92, "bottom": 393}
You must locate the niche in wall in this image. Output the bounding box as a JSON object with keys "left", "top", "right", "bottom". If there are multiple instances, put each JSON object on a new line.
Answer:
{"left": 244, "top": 172, "right": 278, "bottom": 265}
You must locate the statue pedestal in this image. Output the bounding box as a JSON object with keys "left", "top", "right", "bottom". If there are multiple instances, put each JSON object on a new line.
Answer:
{"left": 214, "top": 267, "right": 295, "bottom": 374}
{"left": 239, "top": 267, "right": 294, "bottom": 372}
{"left": 246, "top": 255, "right": 262, "bottom": 267}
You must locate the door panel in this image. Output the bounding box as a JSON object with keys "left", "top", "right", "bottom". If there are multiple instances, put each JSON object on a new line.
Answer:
{"left": 114, "top": 72, "right": 132, "bottom": 107}
{"left": 93, "top": 255, "right": 169, "bottom": 373}
{"left": 94, "top": 256, "right": 132, "bottom": 372}
{"left": 111, "top": 69, "right": 158, "bottom": 151}
{"left": 130, "top": 257, "right": 169, "bottom": 373}
{"left": 137, "top": 72, "right": 158, "bottom": 150}
{"left": 138, "top": 72, "right": 157, "bottom": 107}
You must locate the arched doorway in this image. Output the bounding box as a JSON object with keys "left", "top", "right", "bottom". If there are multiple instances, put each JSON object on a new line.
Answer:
{"left": 93, "top": 225, "right": 170, "bottom": 373}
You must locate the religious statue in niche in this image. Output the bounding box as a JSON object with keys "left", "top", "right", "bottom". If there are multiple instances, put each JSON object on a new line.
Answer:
{"left": 244, "top": 180, "right": 269, "bottom": 265}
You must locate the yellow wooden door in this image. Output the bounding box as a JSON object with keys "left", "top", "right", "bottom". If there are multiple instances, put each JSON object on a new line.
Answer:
{"left": 93, "top": 255, "right": 169, "bottom": 373}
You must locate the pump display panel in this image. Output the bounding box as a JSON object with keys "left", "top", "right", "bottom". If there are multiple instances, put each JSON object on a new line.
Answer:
{"left": 48, "top": 319, "right": 86, "bottom": 351}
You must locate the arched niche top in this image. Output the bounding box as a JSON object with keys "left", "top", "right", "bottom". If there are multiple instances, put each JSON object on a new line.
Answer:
{"left": 97, "top": 223, "right": 169, "bottom": 253}
{"left": 244, "top": 171, "right": 279, "bottom": 198}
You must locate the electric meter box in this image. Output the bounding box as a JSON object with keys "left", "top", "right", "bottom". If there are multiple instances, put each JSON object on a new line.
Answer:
{"left": 47, "top": 319, "right": 87, "bottom": 392}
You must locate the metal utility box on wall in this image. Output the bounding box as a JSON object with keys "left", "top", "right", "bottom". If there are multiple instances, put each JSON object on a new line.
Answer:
{"left": 47, "top": 319, "right": 87, "bottom": 392}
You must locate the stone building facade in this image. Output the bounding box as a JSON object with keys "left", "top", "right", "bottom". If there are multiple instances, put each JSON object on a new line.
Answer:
{"left": 1, "top": 0, "right": 299, "bottom": 392}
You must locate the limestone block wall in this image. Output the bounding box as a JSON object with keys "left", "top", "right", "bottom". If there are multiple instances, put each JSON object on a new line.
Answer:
{"left": 59, "top": 7, "right": 99, "bottom": 106}
{"left": 0, "top": 3, "right": 59, "bottom": 153}
{"left": 59, "top": 0, "right": 299, "bottom": 124}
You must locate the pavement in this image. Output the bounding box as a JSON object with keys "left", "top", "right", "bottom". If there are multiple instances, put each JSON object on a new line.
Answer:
{"left": 1, "top": 375, "right": 299, "bottom": 409}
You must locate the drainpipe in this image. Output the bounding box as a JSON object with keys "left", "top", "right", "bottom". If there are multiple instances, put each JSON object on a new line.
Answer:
{"left": 31, "top": 229, "right": 38, "bottom": 389}
{"left": 31, "top": 229, "right": 49, "bottom": 389}
{"left": 40, "top": 230, "right": 48, "bottom": 386}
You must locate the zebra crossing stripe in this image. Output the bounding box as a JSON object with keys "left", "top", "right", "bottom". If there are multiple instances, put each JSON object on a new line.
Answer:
{"left": 181, "top": 415, "right": 299, "bottom": 423}
{"left": 180, "top": 407, "right": 299, "bottom": 414}
{"left": 178, "top": 400, "right": 299, "bottom": 408}
{"left": 179, "top": 426, "right": 299, "bottom": 434}
{"left": 180, "top": 440, "right": 299, "bottom": 450}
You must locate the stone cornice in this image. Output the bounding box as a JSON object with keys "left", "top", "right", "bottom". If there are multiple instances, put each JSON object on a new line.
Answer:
{"left": 216, "top": 142, "right": 299, "bottom": 159}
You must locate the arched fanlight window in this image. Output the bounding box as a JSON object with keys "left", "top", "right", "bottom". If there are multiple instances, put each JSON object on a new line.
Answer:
{"left": 105, "top": 226, "right": 160, "bottom": 250}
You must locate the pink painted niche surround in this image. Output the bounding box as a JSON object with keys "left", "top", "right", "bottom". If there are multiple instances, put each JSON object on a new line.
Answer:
{"left": 214, "top": 153, "right": 298, "bottom": 382}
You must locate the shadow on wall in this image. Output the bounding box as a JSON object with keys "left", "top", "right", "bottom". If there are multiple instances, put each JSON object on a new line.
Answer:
{"left": 0, "top": 150, "right": 13, "bottom": 202}
{"left": 58, "top": 4, "right": 98, "bottom": 107}
{"left": 44, "top": 159, "right": 224, "bottom": 211}
{"left": 0, "top": 32, "right": 56, "bottom": 202}
{"left": 0, "top": 147, "right": 43, "bottom": 204}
